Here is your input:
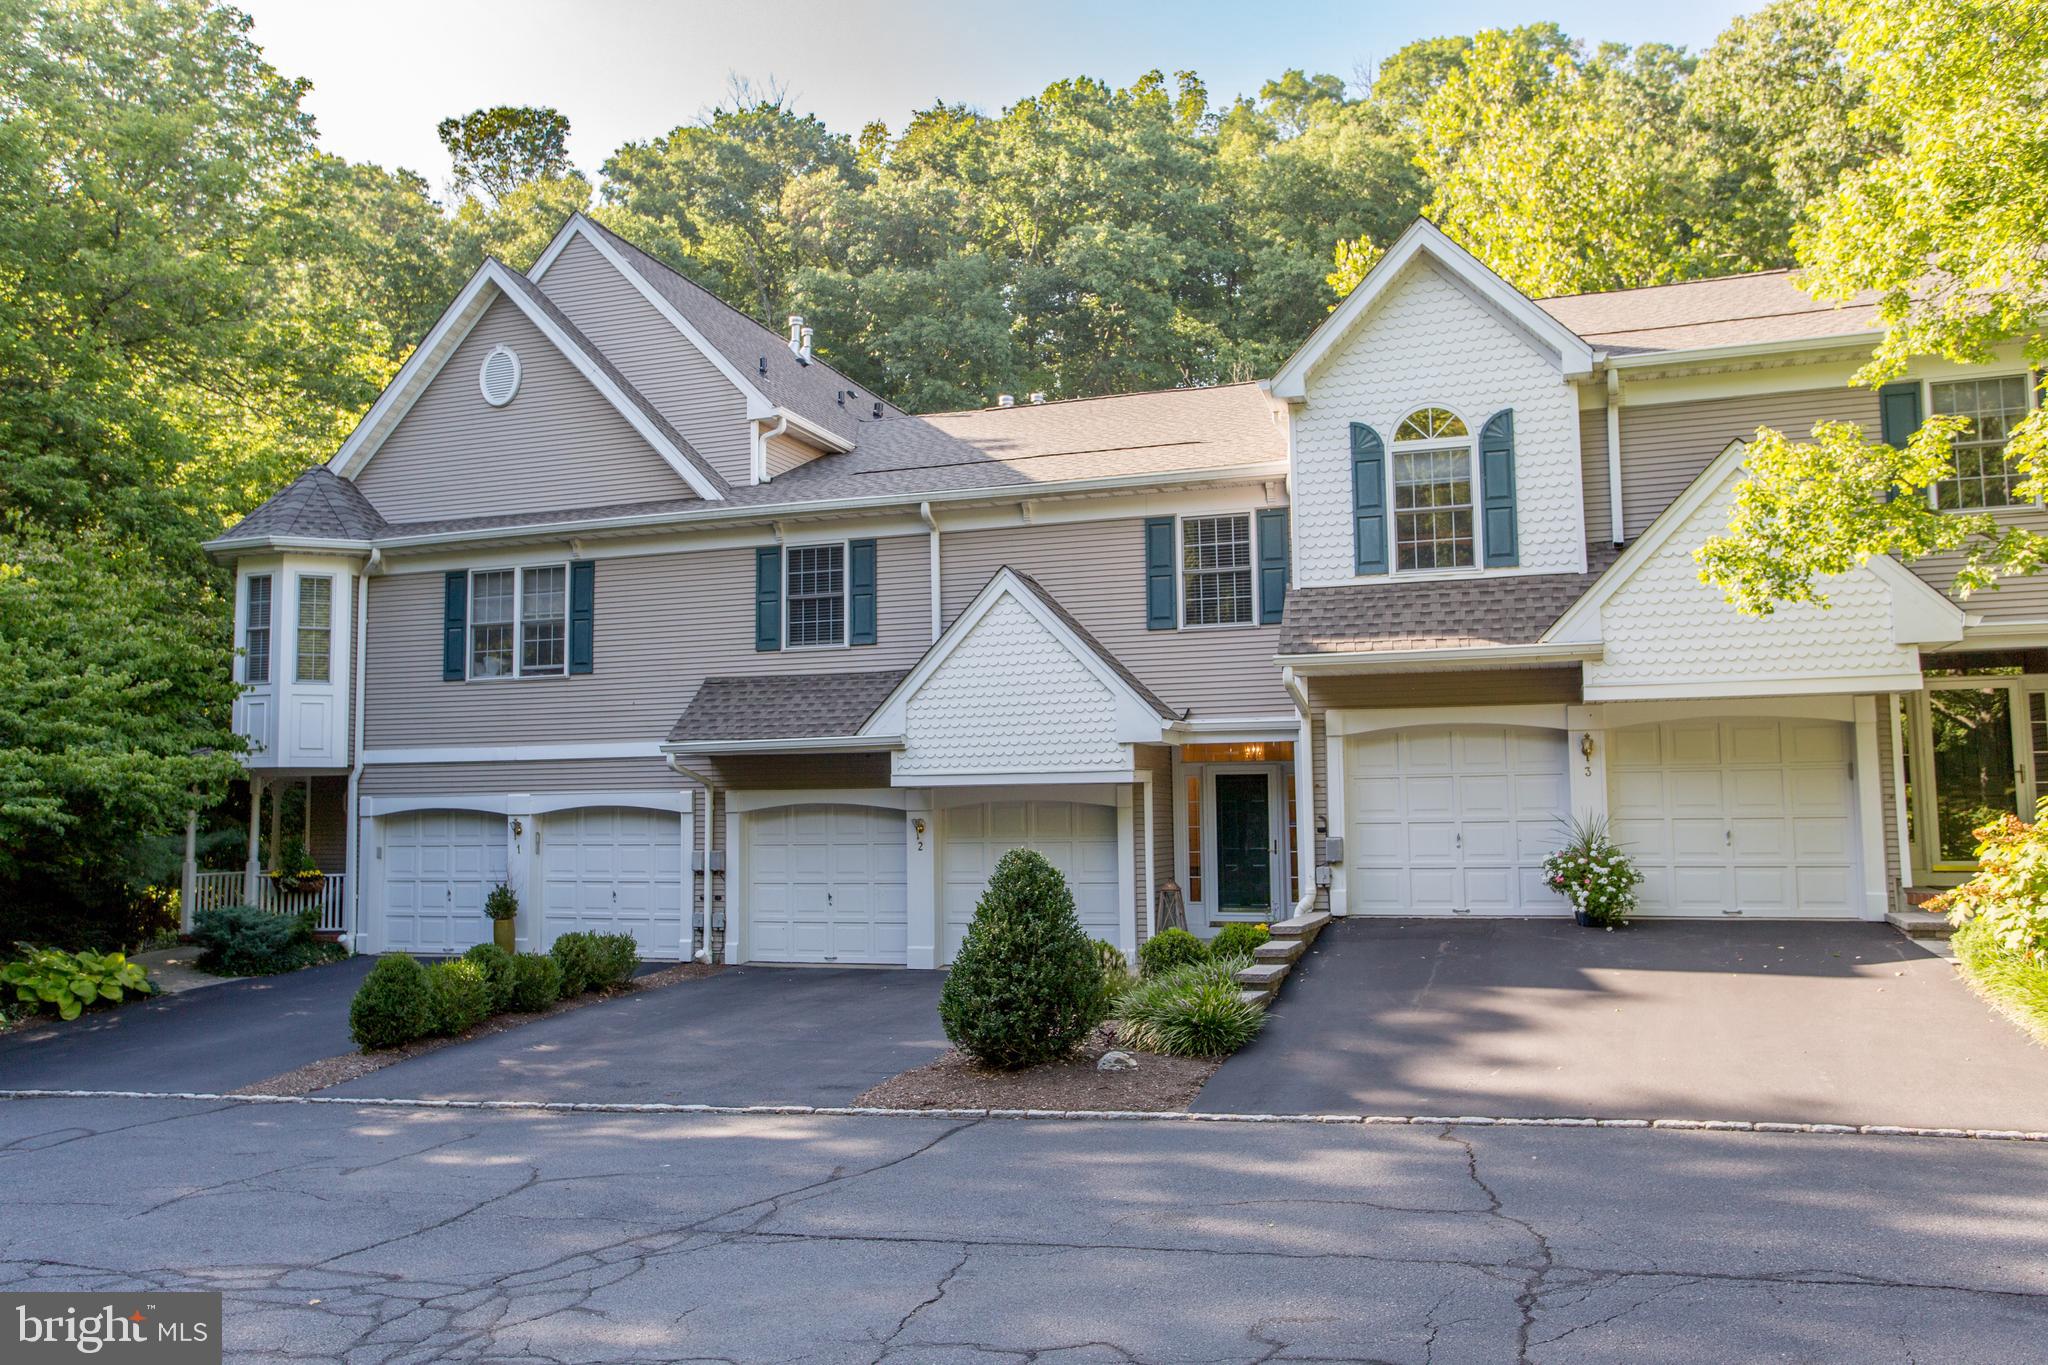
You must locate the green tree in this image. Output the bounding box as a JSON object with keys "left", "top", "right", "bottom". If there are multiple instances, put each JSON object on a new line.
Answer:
{"left": 437, "top": 105, "right": 574, "bottom": 204}
{"left": 1697, "top": 0, "right": 2048, "bottom": 613}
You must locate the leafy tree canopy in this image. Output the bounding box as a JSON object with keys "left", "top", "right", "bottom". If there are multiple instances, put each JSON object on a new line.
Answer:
{"left": 436, "top": 104, "right": 575, "bottom": 203}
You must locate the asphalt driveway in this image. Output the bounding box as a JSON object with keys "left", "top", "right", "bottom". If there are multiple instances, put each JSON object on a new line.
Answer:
{"left": 326, "top": 964, "right": 950, "bottom": 1107}
{"left": 1197, "top": 918, "right": 2048, "bottom": 1131}
{"left": 0, "top": 955, "right": 374, "bottom": 1094}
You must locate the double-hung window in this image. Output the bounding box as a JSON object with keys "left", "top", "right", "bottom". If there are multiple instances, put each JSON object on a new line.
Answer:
{"left": 244, "top": 574, "right": 272, "bottom": 684}
{"left": 1933, "top": 376, "right": 2033, "bottom": 510}
{"left": 294, "top": 576, "right": 332, "bottom": 683}
{"left": 469, "top": 565, "right": 567, "bottom": 679}
{"left": 1181, "top": 514, "right": 1253, "bottom": 626}
{"left": 1390, "top": 407, "right": 1475, "bottom": 571}
{"left": 786, "top": 543, "right": 846, "bottom": 647}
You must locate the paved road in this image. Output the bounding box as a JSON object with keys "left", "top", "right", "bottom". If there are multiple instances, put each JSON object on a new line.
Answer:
{"left": 1199, "top": 920, "right": 2048, "bottom": 1130}
{"left": 2, "top": 1095, "right": 2043, "bottom": 1362}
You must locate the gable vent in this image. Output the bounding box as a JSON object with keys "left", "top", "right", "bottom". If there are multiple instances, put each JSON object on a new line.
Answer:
{"left": 479, "top": 345, "right": 521, "bottom": 407}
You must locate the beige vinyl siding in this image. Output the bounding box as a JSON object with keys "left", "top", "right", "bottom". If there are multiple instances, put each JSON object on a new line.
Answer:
{"left": 939, "top": 517, "right": 1289, "bottom": 718}
{"left": 536, "top": 235, "right": 755, "bottom": 486}
{"left": 1877, "top": 693, "right": 1900, "bottom": 899}
{"left": 1619, "top": 386, "right": 1880, "bottom": 539}
{"left": 360, "top": 755, "right": 680, "bottom": 797}
{"left": 765, "top": 430, "right": 822, "bottom": 479}
{"left": 356, "top": 297, "right": 696, "bottom": 522}
{"left": 363, "top": 535, "right": 932, "bottom": 747}
{"left": 1909, "top": 504, "right": 2048, "bottom": 621}
{"left": 1580, "top": 406, "right": 1612, "bottom": 551}
{"left": 308, "top": 775, "right": 348, "bottom": 873}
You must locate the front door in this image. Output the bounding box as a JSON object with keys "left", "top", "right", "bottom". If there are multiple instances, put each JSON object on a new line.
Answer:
{"left": 1213, "top": 772, "right": 1273, "bottom": 917}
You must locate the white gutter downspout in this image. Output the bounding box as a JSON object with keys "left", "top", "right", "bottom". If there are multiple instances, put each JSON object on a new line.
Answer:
{"left": 918, "top": 501, "right": 941, "bottom": 639}
{"left": 667, "top": 754, "right": 718, "bottom": 963}
{"left": 1282, "top": 666, "right": 1317, "bottom": 919}
{"left": 755, "top": 415, "right": 787, "bottom": 486}
{"left": 342, "top": 547, "right": 381, "bottom": 953}
{"left": 1605, "top": 368, "right": 1625, "bottom": 545}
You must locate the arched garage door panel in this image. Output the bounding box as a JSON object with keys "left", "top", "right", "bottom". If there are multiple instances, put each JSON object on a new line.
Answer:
{"left": 539, "top": 807, "right": 686, "bottom": 958}
{"left": 942, "top": 801, "right": 1120, "bottom": 962}
{"left": 746, "top": 805, "right": 908, "bottom": 964}
{"left": 379, "top": 810, "right": 509, "bottom": 953}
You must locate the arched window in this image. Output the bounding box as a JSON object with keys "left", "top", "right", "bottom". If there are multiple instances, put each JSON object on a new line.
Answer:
{"left": 1389, "top": 407, "right": 1476, "bottom": 570}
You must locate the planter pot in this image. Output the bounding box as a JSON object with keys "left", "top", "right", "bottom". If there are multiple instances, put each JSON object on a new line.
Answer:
{"left": 492, "top": 918, "right": 516, "bottom": 952}
{"left": 1573, "top": 909, "right": 1596, "bottom": 928}
{"left": 272, "top": 872, "right": 324, "bottom": 896}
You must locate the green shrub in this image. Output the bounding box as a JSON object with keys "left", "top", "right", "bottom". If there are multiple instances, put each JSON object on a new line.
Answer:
{"left": 190, "top": 905, "right": 345, "bottom": 976}
{"left": 1138, "top": 927, "right": 1207, "bottom": 977}
{"left": 1952, "top": 915, "right": 2048, "bottom": 1046}
{"left": 1210, "top": 922, "right": 1270, "bottom": 959}
{"left": 1093, "top": 939, "right": 1132, "bottom": 1005}
{"left": 462, "top": 943, "right": 517, "bottom": 1013}
{"left": 507, "top": 952, "right": 562, "bottom": 1012}
{"left": 938, "top": 848, "right": 1105, "bottom": 1069}
{"left": 582, "top": 933, "right": 639, "bottom": 990}
{"left": 1116, "top": 953, "right": 1264, "bottom": 1057}
{"left": 549, "top": 933, "right": 600, "bottom": 996}
{"left": 349, "top": 955, "right": 437, "bottom": 1050}
{"left": 1931, "top": 806, "right": 2048, "bottom": 960}
{"left": 428, "top": 958, "right": 493, "bottom": 1035}
{"left": 2, "top": 944, "right": 151, "bottom": 1021}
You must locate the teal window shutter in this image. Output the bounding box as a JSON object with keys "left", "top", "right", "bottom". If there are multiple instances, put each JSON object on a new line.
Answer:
{"left": 1879, "top": 381, "right": 1923, "bottom": 447}
{"left": 1144, "top": 517, "right": 1177, "bottom": 629}
{"left": 1351, "top": 423, "right": 1387, "bottom": 575}
{"left": 1480, "top": 408, "right": 1519, "bottom": 568}
{"left": 568, "top": 560, "right": 595, "bottom": 675}
{"left": 442, "top": 571, "right": 466, "bottom": 681}
{"left": 755, "top": 546, "right": 782, "bottom": 651}
{"left": 848, "top": 539, "right": 878, "bottom": 646}
{"left": 1256, "top": 507, "right": 1289, "bottom": 625}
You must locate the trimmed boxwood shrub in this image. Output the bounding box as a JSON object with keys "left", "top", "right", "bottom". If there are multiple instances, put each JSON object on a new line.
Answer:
{"left": 1117, "top": 953, "right": 1265, "bottom": 1057}
{"left": 1210, "top": 921, "right": 1270, "bottom": 960}
{"left": 1138, "top": 926, "right": 1207, "bottom": 977}
{"left": 587, "top": 933, "right": 639, "bottom": 990}
{"left": 191, "top": 905, "right": 346, "bottom": 976}
{"left": 428, "top": 958, "right": 493, "bottom": 1035}
{"left": 462, "top": 942, "right": 517, "bottom": 1013}
{"left": 349, "top": 955, "right": 436, "bottom": 1050}
{"left": 508, "top": 952, "right": 562, "bottom": 1012}
{"left": 550, "top": 933, "right": 600, "bottom": 996}
{"left": 938, "top": 848, "right": 1105, "bottom": 1069}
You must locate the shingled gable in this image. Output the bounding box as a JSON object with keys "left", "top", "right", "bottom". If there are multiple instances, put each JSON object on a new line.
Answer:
{"left": 326, "top": 257, "right": 728, "bottom": 500}
{"left": 212, "top": 467, "right": 389, "bottom": 547}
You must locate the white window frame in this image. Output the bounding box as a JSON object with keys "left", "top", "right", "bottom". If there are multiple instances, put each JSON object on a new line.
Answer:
{"left": 1386, "top": 406, "right": 1482, "bottom": 575}
{"left": 466, "top": 562, "right": 571, "bottom": 681}
{"left": 1177, "top": 512, "right": 1257, "bottom": 631}
{"left": 293, "top": 574, "right": 334, "bottom": 685}
{"left": 244, "top": 573, "right": 272, "bottom": 686}
{"left": 1924, "top": 372, "right": 2041, "bottom": 512}
{"left": 1907, "top": 672, "right": 2048, "bottom": 874}
{"left": 782, "top": 539, "right": 850, "bottom": 652}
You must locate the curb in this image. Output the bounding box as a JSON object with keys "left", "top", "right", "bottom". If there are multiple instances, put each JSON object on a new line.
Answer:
{"left": 2, "top": 1089, "right": 2044, "bottom": 1144}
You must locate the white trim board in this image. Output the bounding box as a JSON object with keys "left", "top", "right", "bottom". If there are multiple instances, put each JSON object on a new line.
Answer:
{"left": 362, "top": 741, "right": 667, "bottom": 765}
{"left": 361, "top": 790, "right": 692, "bottom": 818}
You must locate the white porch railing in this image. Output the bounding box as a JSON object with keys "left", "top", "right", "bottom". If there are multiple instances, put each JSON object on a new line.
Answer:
{"left": 191, "top": 870, "right": 346, "bottom": 934}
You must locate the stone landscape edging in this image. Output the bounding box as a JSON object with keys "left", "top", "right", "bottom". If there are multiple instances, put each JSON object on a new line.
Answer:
{"left": 3, "top": 1087, "right": 2045, "bottom": 1144}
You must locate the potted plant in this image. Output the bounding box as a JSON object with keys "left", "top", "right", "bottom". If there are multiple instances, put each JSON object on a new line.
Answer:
{"left": 271, "top": 837, "right": 324, "bottom": 895}
{"left": 485, "top": 882, "right": 519, "bottom": 952}
{"left": 1543, "top": 816, "right": 1642, "bottom": 928}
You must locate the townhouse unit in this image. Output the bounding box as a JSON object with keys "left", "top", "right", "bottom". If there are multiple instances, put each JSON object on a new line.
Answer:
{"left": 204, "top": 215, "right": 2045, "bottom": 964}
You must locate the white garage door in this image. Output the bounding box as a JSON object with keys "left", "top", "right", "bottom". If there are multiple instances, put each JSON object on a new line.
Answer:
{"left": 746, "top": 804, "right": 907, "bottom": 964}
{"left": 942, "top": 801, "right": 1122, "bottom": 961}
{"left": 1348, "top": 727, "right": 1568, "bottom": 916}
{"left": 379, "top": 810, "right": 509, "bottom": 953}
{"left": 539, "top": 807, "right": 686, "bottom": 958}
{"left": 1608, "top": 718, "right": 1856, "bottom": 918}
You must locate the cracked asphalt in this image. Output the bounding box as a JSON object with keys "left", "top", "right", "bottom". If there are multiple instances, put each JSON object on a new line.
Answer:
{"left": 4, "top": 1096, "right": 2045, "bottom": 1362}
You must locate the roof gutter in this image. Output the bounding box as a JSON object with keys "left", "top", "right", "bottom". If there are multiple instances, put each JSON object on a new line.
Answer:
{"left": 1601, "top": 330, "right": 1884, "bottom": 372}
{"left": 1275, "top": 641, "right": 1603, "bottom": 676}
{"left": 660, "top": 734, "right": 906, "bottom": 757}
{"left": 200, "top": 535, "right": 375, "bottom": 560}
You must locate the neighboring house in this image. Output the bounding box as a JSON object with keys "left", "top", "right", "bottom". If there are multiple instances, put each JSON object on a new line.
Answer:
{"left": 201, "top": 214, "right": 2043, "bottom": 965}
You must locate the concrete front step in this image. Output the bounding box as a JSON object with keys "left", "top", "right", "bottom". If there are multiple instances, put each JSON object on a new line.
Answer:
{"left": 1239, "top": 987, "right": 1276, "bottom": 1008}
{"left": 1234, "top": 961, "right": 1291, "bottom": 1000}
{"left": 1887, "top": 908, "right": 1953, "bottom": 941}
{"left": 1267, "top": 910, "right": 1330, "bottom": 944}
{"left": 1254, "top": 937, "right": 1305, "bottom": 965}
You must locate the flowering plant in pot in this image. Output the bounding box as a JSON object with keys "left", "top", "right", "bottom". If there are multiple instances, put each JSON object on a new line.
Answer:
{"left": 485, "top": 882, "right": 519, "bottom": 952}
{"left": 1543, "top": 816, "right": 1642, "bottom": 927}
{"left": 271, "top": 837, "right": 324, "bottom": 895}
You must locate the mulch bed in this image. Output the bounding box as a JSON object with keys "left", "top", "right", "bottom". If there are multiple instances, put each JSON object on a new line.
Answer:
{"left": 231, "top": 962, "right": 720, "bottom": 1097}
{"left": 855, "top": 1024, "right": 1221, "bottom": 1112}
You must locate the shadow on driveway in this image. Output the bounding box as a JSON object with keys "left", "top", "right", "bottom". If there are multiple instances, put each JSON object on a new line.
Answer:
{"left": 325, "top": 964, "right": 950, "bottom": 1108}
{"left": 1196, "top": 918, "right": 2048, "bottom": 1130}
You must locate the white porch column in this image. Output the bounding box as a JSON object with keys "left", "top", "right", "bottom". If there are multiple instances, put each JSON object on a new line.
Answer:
{"left": 1116, "top": 785, "right": 1137, "bottom": 959}
{"left": 1854, "top": 695, "right": 1889, "bottom": 920}
{"left": 244, "top": 776, "right": 265, "bottom": 903}
{"left": 180, "top": 807, "right": 199, "bottom": 931}
{"left": 1324, "top": 729, "right": 1347, "bottom": 917}
{"left": 722, "top": 799, "right": 741, "bottom": 965}
{"left": 904, "top": 791, "right": 938, "bottom": 969}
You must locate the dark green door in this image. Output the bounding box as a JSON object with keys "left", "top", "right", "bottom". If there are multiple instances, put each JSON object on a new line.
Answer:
{"left": 1214, "top": 773, "right": 1272, "bottom": 914}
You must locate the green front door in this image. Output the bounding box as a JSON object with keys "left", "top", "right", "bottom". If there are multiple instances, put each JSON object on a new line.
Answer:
{"left": 1214, "top": 772, "right": 1272, "bottom": 915}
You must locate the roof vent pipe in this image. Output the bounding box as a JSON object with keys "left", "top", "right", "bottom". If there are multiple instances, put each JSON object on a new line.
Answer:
{"left": 1029, "top": 391, "right": 1047, "bottom": 405}
{"left": 799, "top": 326, "right": 813, "bottom": 364}
{"left": 786, "top": 314, "right": 804, "bottom": 354}
{"left": 997, "top": 393, "right": 1015, "bottom": 408}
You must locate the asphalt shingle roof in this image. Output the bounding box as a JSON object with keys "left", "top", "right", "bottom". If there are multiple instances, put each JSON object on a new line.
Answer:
{"left": 1278, "top": 544, "right": 1620, "bottom": 656}
{"left": 1535, "top": 271, "right": 1882, "bottom": 356}
{"left": 666, "top": 669, "right": 910, "bottom": 745}
{"left": 220, "top": 467, "right": 388, "bottom": 542}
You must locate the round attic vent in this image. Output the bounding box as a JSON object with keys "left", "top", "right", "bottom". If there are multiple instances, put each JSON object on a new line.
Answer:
{"left": 479, "top": 344, "right": 521, "bottom": 407}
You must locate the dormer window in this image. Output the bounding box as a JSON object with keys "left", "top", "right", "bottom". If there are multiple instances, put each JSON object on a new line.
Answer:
{"left": 1390, "top": 407, "right": 1476, "bottom": 571}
